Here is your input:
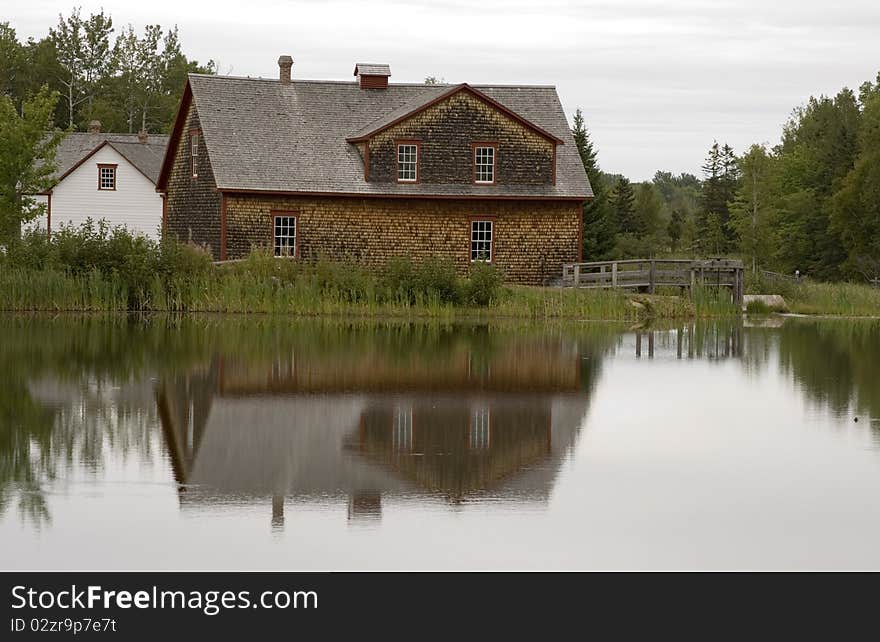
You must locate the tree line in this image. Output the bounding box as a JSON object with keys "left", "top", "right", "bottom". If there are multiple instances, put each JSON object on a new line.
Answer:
{"left": 0, "top": 7, "right": 215, "bottom": 241}
{"left": 0, "top": 7, "right": 214, "bottom": 133}
{"left": 574, "top": 70, "right": 880, "bottom": 282}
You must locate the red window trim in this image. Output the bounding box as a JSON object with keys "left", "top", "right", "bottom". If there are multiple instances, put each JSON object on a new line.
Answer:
{"left": 270, "top": 210, "right": 299, "bottom": 258}
{"left": 472, "top": 142, "right": 498, "bottom": 186}
{"left": 189, "top": 128, "right": 200, "bottom": 179}
{"left": 395, "top": 139, "right": 421, "bottom": 183}
{"left": 97, "top": 164, "right": 118, "bottom": 191}
{"left": 468, "top": 215, "right": 496, "bottom": 263}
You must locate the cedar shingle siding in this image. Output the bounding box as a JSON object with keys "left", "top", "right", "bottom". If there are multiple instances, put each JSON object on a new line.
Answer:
{"left": 164, "top": 104, "right": 221, "bottom": 254}
{"left": 225, "top": 195, "right": 579, "bottom": 285}
{"left": 158, "top": 68, "right": 592, "bottom": 283}
{"left": 367, "top": 92, "right": 554, "bottom": 185}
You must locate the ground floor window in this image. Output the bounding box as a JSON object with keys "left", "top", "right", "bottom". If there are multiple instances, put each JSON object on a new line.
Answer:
{"left": 471, "top": 219, "right": 493, "bottom": 262}
{"left": 392, "top": 405, "right": 413, "bottom": 452}
{"left": 469, "top": 407, "right": 491, "bottom": 449}
{"left": 273, "top": 215, "right": 297, "bottom": 257}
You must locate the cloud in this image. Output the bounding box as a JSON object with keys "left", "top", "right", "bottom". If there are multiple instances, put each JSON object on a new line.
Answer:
{"left": 10, "top": 0, "right": 880, "bottom": 179}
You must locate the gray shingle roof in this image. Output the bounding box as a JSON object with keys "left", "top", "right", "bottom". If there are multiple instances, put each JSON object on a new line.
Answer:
{"left": 354, "top": 63, "right": 391, "bottom": 77}
{"left": 52, "top": 132, "right": 169, "bottom": 185}
{"left": 187, "top": 74, "right": 591, "bottom": 199}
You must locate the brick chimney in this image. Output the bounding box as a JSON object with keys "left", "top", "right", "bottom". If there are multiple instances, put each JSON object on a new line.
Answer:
{"left": 138, "top": 130, "right": 148, "bottom": 143}
{"left": 88, "top": 120, "right": 101, "bottom": 133}
{"left": 278, "top": 55, "right": 293, "bottom": 85}
{"left": 354, "top": 63, "right": 390, "bottom": 89}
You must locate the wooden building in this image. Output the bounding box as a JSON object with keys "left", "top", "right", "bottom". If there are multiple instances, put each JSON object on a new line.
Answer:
{"left": 156, "top": 57, "right": 592, "bottom": 284}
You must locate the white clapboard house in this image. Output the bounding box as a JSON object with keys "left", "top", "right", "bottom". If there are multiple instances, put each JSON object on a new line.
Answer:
{"left": 28, "top": 121, "right": 169, "bottom": 240}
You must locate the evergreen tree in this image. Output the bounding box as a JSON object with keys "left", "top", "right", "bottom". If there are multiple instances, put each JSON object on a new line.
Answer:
{"left": 571, "top": 108, "right": 614, "bottom": 259}
{"left": 698, "top": 141, "right": 737, "bottom": 253}
{"left": 611, "top": 177, "right": 636, "bottom": 234}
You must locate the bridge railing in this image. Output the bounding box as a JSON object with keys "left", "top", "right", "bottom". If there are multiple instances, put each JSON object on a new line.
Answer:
{"left": 561, "top": 258, "right": 745, "bottom": 305}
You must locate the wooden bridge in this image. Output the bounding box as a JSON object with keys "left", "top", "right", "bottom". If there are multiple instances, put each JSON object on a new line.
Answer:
{"left": 561, "top": 258, "right": 745, "bottom": 306}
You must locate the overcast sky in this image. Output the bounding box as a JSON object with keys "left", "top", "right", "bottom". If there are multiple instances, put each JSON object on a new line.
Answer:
{"left": 8, "top": 0, "right": 880, "bottom": 180}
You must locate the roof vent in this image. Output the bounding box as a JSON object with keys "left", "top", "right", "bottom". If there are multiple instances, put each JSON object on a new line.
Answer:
{"left": 354, "top": 63, "right": 390, "bottom": 89}
{"left": 88, "top": 120, "right": 101, "bottom": 134}
{"left": 278, "top": 55, "right": 293, "bottom": 85}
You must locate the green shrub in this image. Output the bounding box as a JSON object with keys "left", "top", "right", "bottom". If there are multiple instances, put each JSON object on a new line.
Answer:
{"left": 464, "top": 262, "right": 503, "bottom": 306}
{"left": 414, "top": 257, "right": 461, "bottom": 305}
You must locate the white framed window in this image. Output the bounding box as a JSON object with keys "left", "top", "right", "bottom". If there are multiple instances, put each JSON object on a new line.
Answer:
{"left": 98, "top": 165, "right": 116, "bottom": 190}
{"left": 190, "top": 132, "right": 199, "bottom": 178}
{"left": 469, "top": 407, "right": 491, "bottom": 449}
{"left": 474, "top": 145, "right": 496, "bottom": 184}
{"left": 273, "top": 215, "right": 297, "bottom": 257}
{"left": 397, "top": 142, "right": 418, "bottom": 182}
{"left": 470, "top": 219, "right": 493, "bottom": 262}
{"left": 392, "top": 405, "right": 413, "bottom": 452}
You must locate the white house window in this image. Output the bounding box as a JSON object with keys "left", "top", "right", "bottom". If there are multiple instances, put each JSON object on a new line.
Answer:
{"left": 474, "top": 145, "right": 496, "bottom": 184}
{"left": 98, "top": 165, "right": 116, "bottom": 190}
{"left": 273, "top": 215, "right": 297, "bottom": 257}
{"left": 469, "top": 407, "right": 491, "bottom": 449}
{"left": 392, "top": 405, "right": 413, "bottom": 452}
{"left": 397, "top": 143, "right": 418, "bottom": 182}
{"left": 470, "top": 219, "right": 493, "bottom": 262}
{"left": 190, "top": 132, "right": 199, "bottom": 178}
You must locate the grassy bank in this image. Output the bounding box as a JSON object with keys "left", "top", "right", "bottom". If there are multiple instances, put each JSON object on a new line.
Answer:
{"left": 0, "top": 265, "right": 712, "bottom": 320}
{"left": 0, "top": 223, "right": 751, "bottom": 320}
{"left": 0, "top": 224, "right": 722, "bottom": 320}
{"left": 746, "top": 272, "right": 880, "bottom": 316}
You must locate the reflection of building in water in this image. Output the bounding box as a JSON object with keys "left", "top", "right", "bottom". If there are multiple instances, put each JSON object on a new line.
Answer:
{"left": 156, "top": 335, "right": 593, "bottom": 527}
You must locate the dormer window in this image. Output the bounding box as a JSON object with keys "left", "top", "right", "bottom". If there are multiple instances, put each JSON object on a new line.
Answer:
{"left": 396, "top": 141, "right": 419, "bottom": 182}
{"left": 473, "top": 143, "right": 496, "bottom": 184}
{"left": 98, "top": 164, "right": 117, "bottom": 190}
{"left": 190, "top": 131, "right": 199, "bottom": 178}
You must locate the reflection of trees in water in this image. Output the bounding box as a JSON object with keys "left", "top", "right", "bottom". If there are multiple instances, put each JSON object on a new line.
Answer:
{"left": 622, "top": 318, "right": 880, "bottom": 434}
{"left": 0, "top": 316, "right": 185, "bottom": 529}
{"left": 776, "top": 320, "right": 880, "bottom": 422}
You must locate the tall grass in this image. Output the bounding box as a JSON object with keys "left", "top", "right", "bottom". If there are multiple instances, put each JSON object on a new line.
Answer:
{"left": 0, "top": 222, "right": 746, "bottom": 320}
{"left": 746, "top": 271, "right": 880, "bottom": 316}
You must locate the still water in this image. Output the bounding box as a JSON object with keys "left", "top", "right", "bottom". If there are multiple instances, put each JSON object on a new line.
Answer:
{"left": 1, "top": 315, "right": 879, "bottom": 570}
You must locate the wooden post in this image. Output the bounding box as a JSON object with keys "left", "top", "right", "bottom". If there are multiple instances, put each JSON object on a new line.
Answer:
{"left": 611, "top": 262, "right": 618, "bottom": 288}
{"left": 649, "top": 260, "right": 656, "bottom": 294}
{"left": 573, "top": 264, "right": 580, "bottom": 288}
{"left": 635, "top": 332, "right": 642, "bottom": 358}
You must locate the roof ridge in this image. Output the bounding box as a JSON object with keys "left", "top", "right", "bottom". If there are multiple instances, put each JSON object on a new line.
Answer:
{"left": 188, "top": 73, "right": 555, "bottom": 89}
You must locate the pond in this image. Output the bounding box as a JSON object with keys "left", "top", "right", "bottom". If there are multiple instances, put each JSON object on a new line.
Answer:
{"left": 1, "top": 314, "right": 879, "bottom": 570}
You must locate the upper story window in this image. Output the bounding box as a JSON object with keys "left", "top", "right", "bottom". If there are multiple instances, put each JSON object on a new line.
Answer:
{"left": 190, "top": 131, "right": 199, "bottom": 178}
{"left": 273, "top": 214, "right": 297, "bottom": 257}
{"left": 471, "top": 219, "right": 493, "bottom": 262}
{"left": 98, "top": 164, "right": 117, "bottom": 190}
{"left": 473, "top": 144, "right": 496, "bottom": 184}
{"left": 396, "top": 141, "right": 419, "bottom": 182}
